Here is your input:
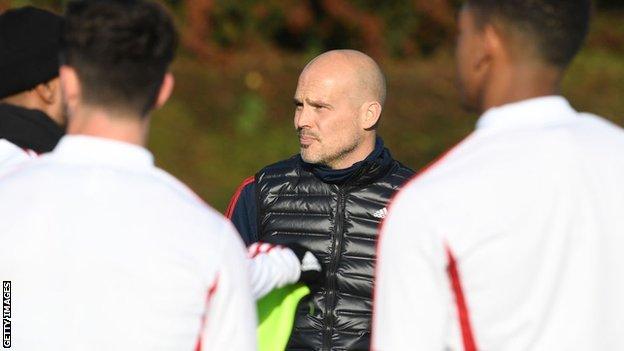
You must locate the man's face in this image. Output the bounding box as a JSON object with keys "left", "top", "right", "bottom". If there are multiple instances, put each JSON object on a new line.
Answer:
{"left": 293, "top": 67, "right": 365, "bottom": 169}
{"left": 456, "top": 6, "right": 487, "bottom": 113}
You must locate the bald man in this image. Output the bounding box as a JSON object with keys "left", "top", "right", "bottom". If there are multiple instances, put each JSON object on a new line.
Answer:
{"left": 227, "top": 50, "right": 414, "bottom": 350}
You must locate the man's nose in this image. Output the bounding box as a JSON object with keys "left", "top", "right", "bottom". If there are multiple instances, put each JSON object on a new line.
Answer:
{"left": 295, "top": 106, "right": 313, "bottom": 129}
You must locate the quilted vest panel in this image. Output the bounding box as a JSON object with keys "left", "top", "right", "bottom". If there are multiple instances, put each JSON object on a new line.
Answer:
{"left": 256, "top": 153, "right": 413, "bottom": 350}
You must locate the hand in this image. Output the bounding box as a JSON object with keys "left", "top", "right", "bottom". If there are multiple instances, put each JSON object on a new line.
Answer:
{"left": 286, "top": 244, "right": 325, "bottom": 291}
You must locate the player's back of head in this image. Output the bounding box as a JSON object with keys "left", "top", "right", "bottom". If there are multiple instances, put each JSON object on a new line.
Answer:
{"left": 62, "top": 0, "right": 177, "bottom": 117}
{"left": 466, "top": 0, "right": 591, "bottom": 69}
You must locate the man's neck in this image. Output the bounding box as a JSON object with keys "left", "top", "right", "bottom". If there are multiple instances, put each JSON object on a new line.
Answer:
{"left": 480, "top": 62, "right": 563, "bottom": 114}
{"left": 67, "top": 106, "right": 148, "bottom": 146}
{"left": 2, "top": 92, "right": 52, "bottom": 120}
{"left": 1, "top": 92, "right": 33, "bottom": 108}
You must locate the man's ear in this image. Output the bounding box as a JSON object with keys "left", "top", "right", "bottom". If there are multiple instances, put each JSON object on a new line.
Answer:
{"left": 154, "top": 73, "right": 174, "bottom": 109}
{"left": 362, "top": 101, "right": 382, "bottom": 130}
{"left": 33, "top": 81, "right": 56, "bottom": 105}
{"left": 59, "top": 65, "right": 81, "bottom": 113}
{"left": 480, "top": 23, "right": 504, "bottom": 69}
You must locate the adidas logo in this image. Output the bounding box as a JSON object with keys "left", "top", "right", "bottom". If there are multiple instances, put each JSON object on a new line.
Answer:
{"left": 372, "top": 207, "right": 388, "bottom": 219}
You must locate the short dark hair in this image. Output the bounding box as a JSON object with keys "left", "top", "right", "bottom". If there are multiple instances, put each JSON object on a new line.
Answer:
{"left": 62, "top": 0, "right": 178, "bottom": 116}
{"left": 466, "top": 0, "right": 592, "bottom": 68}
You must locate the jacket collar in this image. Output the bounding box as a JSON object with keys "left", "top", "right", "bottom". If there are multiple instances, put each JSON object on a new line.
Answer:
{"left": 476, "top": 96, "right": 578, "bottom": 133}
{"left": 51, "top": 135, "right": 154, "bottom": 170}
{"left": 300, "top": 137, "right": 394, "bottom": 187}
{"left": 0, "top": 103, "right": 64, "bottom": 153}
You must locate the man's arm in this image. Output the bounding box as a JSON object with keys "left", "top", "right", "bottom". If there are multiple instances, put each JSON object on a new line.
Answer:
{"left": 226, "top": 176, "right": 258, "bottom": 246}
{"left": 198, "top": 220, "right": 257, "bottom": 351}
{"left": 227, "top": 177, "right": 324, "bottom": 300}
{"left": 372, "top": 190, "right": 451, "bottom": 350}
{"left": 248, "top": 242, "right": 324, "bottom": 300}
{"left": 248, "top": 243, "right": 300, "bottom": 299}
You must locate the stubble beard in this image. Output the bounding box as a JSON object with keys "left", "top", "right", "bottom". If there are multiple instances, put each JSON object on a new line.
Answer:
{"left": 300, "top": 135, "right": 361, "bottom": 169}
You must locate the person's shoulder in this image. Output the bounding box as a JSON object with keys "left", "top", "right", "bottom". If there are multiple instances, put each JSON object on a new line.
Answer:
{"left": 236, "top": 176, "right": 256, "bottom": 192}
{"left": 147, "top": 169, "right": 237, "bottom": 247}
{"left": 0, "top": 139, "right": 29, "bottom": 164}
{"left": 148, "top": 167, "right": 223, "bottom": 217}
{"left": 388, "top": 158, "right": 416, "bottom": 183}
{"left": 258, "top": 154, "right": 301, "bottom": 174}
{"left": 382, "top": 147, "right": 415, "bottom": 174}
{"left": 375, "top": 157, "right": 415, "bottom": 192}
{"left": 255, "top": 154, "right": 304, "bottom": 184}
{"left": 0, "top": 150, "right": 53, "bottom": 180}
{"left": 390, "top": 135, "right": 481, "bottom": 202}
{"left": 565, "top": 112, "right": 624, "bottom": 163}
{"left": 529, "top": 111, "right": 624, "bottom": 159}
{"left": 576, "top": 112, "right": 624, "bottom": 139}
{"left": 0, "top": 138, "right": 19, "bottom": 150}
{"left": 139, "top": 170, "right": 236, "bottom": 267}
{"left": 0, "top": 153, "right": 66, "bottom": 205}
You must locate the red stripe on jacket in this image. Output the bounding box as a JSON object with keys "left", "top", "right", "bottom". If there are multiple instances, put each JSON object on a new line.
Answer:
{"left": 446, "top": 246, "right": 477, "bottom": 351}
{"left": 225, "top": 176, "right": 255, "bottom": 219}
{"left": 194, "top": 275, "right": 220, "bottom": 351}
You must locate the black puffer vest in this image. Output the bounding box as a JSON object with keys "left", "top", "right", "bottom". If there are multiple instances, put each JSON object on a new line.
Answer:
{"left": 255, "top": 149, "right": 414, "bottom": 350}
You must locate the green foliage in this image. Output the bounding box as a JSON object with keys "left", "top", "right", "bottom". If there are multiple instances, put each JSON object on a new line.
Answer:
{"left": 180, "top": 0, "right": 621, "bottom": 59}
{"left": 8, "top": 0, "right": 620, "bottom": 58}
{"left": 236, "top": 92, "right": 267, "bottom": 135}
{"left": 184, "top": 0, "right": 461, "bottom": 57}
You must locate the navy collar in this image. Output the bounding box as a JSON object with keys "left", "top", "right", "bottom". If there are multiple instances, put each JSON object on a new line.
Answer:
{"left": 302, "top": 137, "right": 391, "bottom": 186}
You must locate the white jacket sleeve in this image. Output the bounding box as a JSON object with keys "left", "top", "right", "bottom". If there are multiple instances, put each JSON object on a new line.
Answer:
{"left": 200, "top": 221, "right": 257, "bottom": 351}
{"left": 372, "top": 191, "right": 453, "bottom": 351}
{"left": 247, "top": 242, "right": 301, "bottom": 299}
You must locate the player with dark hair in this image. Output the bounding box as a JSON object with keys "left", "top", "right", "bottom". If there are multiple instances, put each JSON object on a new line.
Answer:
{"left": 0, "top": 1, "right": 256, "bottom": 349}
{"left": 374, "top": 1, "right": 624, "bottom": 350}
{"left": 455, "top": 0, "right": 592, "bottom": 113}
{"left": 60, "top": 0, "right": 177, "bottom": 118}
{"left": 466, "top": 0, "right": 590, "bottom": 68}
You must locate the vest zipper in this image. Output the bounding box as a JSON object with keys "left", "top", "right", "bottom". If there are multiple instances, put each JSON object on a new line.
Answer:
{"left": 323, "top": 188, "right": 347, "bottom": 350}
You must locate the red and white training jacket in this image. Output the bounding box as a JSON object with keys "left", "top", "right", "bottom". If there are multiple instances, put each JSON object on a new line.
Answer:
{"left": 373, "top": 96, "right": 624, "bottom": 350}
{"left": 0, "top": 135, "right": 256, "bottom": 351}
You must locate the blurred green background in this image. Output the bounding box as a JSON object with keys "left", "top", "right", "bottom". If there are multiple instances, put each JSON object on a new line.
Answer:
{"left": 2, "top": 0, "right": 623, "bottom": 211}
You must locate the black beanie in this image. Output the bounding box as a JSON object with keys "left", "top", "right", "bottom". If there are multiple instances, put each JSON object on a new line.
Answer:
{"left": 0, "top": 6, "right": 62, "bottom": 99}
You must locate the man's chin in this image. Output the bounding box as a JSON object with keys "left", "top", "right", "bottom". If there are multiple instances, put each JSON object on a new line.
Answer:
{"left": 300, "top": 150, "right": 321, "bottom": 165}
